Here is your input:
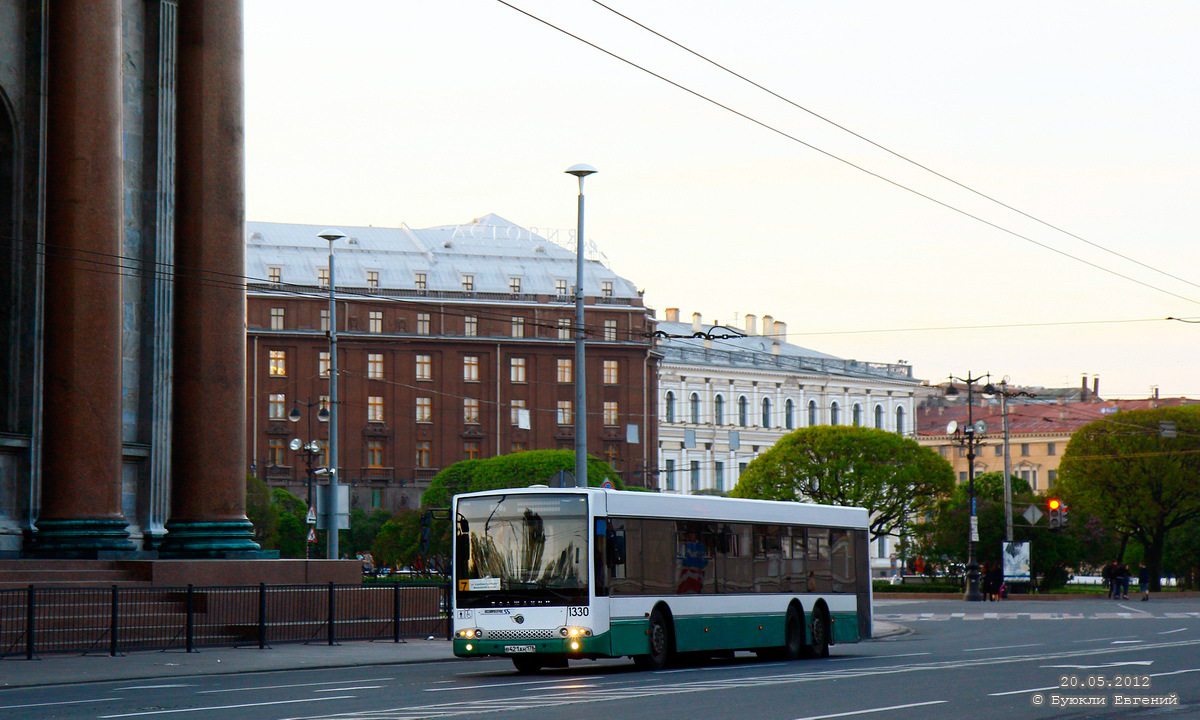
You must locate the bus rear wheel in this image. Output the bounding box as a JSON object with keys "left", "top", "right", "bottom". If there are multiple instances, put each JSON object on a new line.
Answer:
{"left": 512, "top": 655, "right": 543, "bottom": 674}
{"left": 804, "top": 606, "right": 830, "bottom": 659}
{"left": 633, "top": 608, "right": 672, "bottom": 671}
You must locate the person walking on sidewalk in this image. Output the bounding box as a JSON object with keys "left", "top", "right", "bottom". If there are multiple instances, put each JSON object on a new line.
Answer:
{"left": 1114, "top": 562, "right": 1131, "bottom": 600}
{"left": 1102, "top": 560, "right": 1117, "bottom": 598}
{"left": 1138, "top": 563, "right": 1152, "bottom": 601}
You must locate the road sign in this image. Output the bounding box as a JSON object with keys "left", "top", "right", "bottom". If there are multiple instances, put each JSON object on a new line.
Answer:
{"left": 969, "top": 516, "right": 979, "bottom": 542}
{"left": 306, "top": 506, "right": 316, "bottom": 525}
{"left": 1022, "top": 504, "right": 1043, "bottom": 525}
{"left": 307, "top": 527, "right": 316, "bottom": 543}
{"left": 601, "top": 480, "right": 614, "bottom": 488}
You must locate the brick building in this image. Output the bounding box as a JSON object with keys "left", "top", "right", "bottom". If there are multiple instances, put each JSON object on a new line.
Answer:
{"left": 245, "top": 216, "right": 659, "bottom": 511}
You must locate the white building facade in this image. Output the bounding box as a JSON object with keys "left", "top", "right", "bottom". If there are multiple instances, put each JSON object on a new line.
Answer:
{"left": 655, "top": 310, "right": 923, "bottom": 577}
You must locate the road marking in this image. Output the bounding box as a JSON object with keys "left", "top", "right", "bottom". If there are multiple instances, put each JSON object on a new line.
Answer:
{"left": 1072, "top": 635, "right": 1137, "bottom": 643}
{"left": 198, "top": 678, "right": 393, "bottom": 694}
{"left": 116, "top": 685, "right": 192, "bottom": 690}
{"left": 313, "top": 687, "right": 383, "bottom": 692}
{"left": 1118, "top": 603, "right": 1152, "bottom": 615}
{"left": 988, "top": 686, "right": 1057, "bottom": 696}
{"left": 964, "top": 643, "right": 1042, "bottom": 652}
{"left": 99, "top": 696, "right": 356, "bottom": 718}
{"left": 425, "top": 676, "right": 602, "bottom": 692}
{"left": 1111, "top": 640, "right": 1144, "bottom": 644}
{"left": 1158, "top": 628, "right": 1187, "bottom": 635}
{"left": 830, "top": 652, "right": 931, "bottom": 662}
{"left": 790, "top": 700, "right": 947, "bottom": 720}
{"left": 1042, "top": 661, "right": 1153, "bottom": 669}
{"left": 1150, "top": 668, "right": 1200, "bottom": 678}
{"left": 0, "top": 697, "right": 120, "bottom": 711}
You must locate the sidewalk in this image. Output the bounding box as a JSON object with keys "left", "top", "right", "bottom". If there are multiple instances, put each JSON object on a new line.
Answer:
{"left": 0, "top": 624, "right": 910, "bottom": 689}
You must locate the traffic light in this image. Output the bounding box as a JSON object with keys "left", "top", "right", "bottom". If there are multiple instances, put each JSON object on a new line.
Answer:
{"left": 1059, "top": 503, "right": 1069, "bottom": 527}
{"left": 1048, "top": 499, "right": 1062, "bottom": 529}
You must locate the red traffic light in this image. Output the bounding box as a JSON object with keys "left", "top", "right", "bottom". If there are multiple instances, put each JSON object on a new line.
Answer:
{"left": 1048, "top": 499, "right": 1061, "bottom": 510}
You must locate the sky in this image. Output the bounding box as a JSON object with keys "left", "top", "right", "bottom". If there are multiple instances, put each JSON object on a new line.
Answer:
{"left": 243, "top": 1, "right": 1200, "bottom": 399}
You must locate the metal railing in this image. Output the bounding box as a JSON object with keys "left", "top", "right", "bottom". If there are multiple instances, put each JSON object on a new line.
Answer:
{"left": 0, "top": 581, "right": 450, "bottom": 659}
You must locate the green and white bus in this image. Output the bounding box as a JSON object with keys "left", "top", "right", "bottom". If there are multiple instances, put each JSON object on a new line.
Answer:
{"left": 451, "top": 486, "right": 872, "bottom": 673}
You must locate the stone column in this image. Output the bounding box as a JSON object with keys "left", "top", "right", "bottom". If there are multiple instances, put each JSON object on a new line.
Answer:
{"left": 33, "top": 0, "right": 133, "bottom": 554}
{"left": 161, "top": 0, "right": 259, "bottom": 555}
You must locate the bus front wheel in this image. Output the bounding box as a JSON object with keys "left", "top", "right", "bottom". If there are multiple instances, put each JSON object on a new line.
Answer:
{"left": 633, "top": 609, "right": 672, "bottom": 671}
{"left": 512, "top": 655, "right": 543, "bottom": 674}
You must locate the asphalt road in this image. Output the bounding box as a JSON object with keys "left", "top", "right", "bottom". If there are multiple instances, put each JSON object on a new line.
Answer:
{"left": 2, "top": 596, "right": 1198, "bottom": 720}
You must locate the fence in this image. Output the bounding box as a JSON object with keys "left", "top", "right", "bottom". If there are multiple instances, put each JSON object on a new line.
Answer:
{"left": 0, "top": 581, "right": 450, "bottom": 659}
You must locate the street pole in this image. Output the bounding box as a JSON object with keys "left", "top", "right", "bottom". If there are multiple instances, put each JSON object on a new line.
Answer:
{"left": 565, "top": 164, "right": 597, "bottom": 489}
{"left": 949, "top": 372, "right": 987, "bottom": 602}
{"left": 319, "top": 229, "right": 345, "bottom": 559}
{"left": 1001, "top": 384, "right": 1013, "bottom": 543}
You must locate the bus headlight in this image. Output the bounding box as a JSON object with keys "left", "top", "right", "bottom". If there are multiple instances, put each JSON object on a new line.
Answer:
{"left": 456, "top": 628, "right": 482, "bottom": 640}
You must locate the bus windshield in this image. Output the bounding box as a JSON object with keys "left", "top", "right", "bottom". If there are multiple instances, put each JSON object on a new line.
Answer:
{"left": 455, "top": 493, "right": 589, "bottom": 607}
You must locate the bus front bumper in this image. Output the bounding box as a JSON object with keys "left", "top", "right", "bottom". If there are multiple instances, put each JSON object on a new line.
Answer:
{"left": 453, "top": 633, "right": 609, "bottom": 659}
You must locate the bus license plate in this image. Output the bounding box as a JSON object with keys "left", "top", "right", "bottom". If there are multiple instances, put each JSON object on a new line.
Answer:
{"left": 505, "top": 645, "right": 535, "bottom": 653}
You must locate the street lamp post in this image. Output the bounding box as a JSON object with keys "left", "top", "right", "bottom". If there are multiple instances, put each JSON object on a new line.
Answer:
{"left": 982, "top": 379, "right": 1036, "bottom": 544}
{"left": 947, "top": 372, "right": 989, "bottom": 602}
{"left": 318, "top": 229, "right": 346, "bottom": 559}
{"left": 288, "top": 400, "right": 329, "bottom": 557}
{"left": 564, "top": 164, "right": 597, "bottom": 489}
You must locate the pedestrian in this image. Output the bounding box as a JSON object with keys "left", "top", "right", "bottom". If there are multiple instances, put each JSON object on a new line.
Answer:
{"left": 1115, "top": 562, "right": 1131, "bottom": 600}
{"left": 985, "top": 562, "right": 1004, "bottom": 602}
{"left": 1101, "top": 560, "right": 1117, "bottom": 599}
{"left": 1138, "top": 563, "right": 1152, "bottom": 601}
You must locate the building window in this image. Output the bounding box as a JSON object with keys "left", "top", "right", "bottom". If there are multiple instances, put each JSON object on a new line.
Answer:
{"left": 268, "top": 267, "right": 282, "bottom": 285}
{"left": 367, "top": 353, "right": 384, "bottom": 379}
{"left": 368, "top": 395, "right": 384, "bottom": 423}
{"left": 853, "top": 403, "right": 862, "bottom": 427}
{"left": 992, "top": 444, "right": 1002, "bottom": 456}
{"left": 738, "top": 396, "right": 748, "bottom": 427}
{"left": 603, "top": 319, "right": 617, "bottom": 341}
{"left": 1021, "top": 443, "right": 1030, "bottom": 456}
{"left": 895, "top": 406, "right": 905, "bottom": 434}
{"left": 714, "top": 461, "right": 724, "bottom": 492}
{"left": 462, "top": 275, "right": 474, "bottom": 291}
{"left": 414, "top": 272, "right": 427, "bottom": 291}
{"left": 415, "top": 397, "right": 432, "bottom": 423}
{"left": 604, "top": 401, "right": 619, "bottom": 426}
{"left": 762, "top": 398, "right": 771, "bottom": 427}
{"left": 510, "top": 357, "right": 527, "bottom": 383}
{"left": 556, "top": 279, "right": 568, "bottom": 297}
{"left": 689, "top": 460, "right": 701, "bottom": 492}
{"left": 318, "top": 351, "right": 330, "bottom": 377}
{"left": 511, "top": 442, "right": 527, "bottom": 453}
{"left": 320, "top": 309, "right": 330, "bottom": 332}
{"left": 785, "top": 399, "right": 794, "bottom": 429}
{"left": 558, "top": 318, "right": 572, "bottom": 340}
{"left": 268, "top": 393, "right": 286, "bottom": 420}
{"left": 366, "top": 440, "right": 383, "bottom": 468}
{"left": 689, "top": 393, "right": 700, "bottom": 423}
{"left": 463, "top": 356, "right": 479, "bottom": 381}
{"left": 367, "top": 271, "right": 379, "bottom": 291}
{"left": 511, "top": 316, "right": 525, "bottom": 338}
{"left": 415, "top": 441, "right": 432, "bottom": 468}
{"left": 601, "top": 280, "right": 613, "bottom": 297}
{"left": 874, "top": 404, "right": 883, "bottom": 429}
{"left": 714, "top": 395, "right": 724, "bottom": 425}
{"left": 463, "top": 398, "right": 480, "bottom": 424}
{"left": 830, "top": 402, "right": 840, "bottom": 425}
{"left": 603, "top": 360, "right": 618, "bottom": 384}
{"left": 665, "top": 392, "right": 675, "bottom": 423}
{"left": 416, "top": 354, "right": 432, "bottom": 381}
{"left": 371, "top": 488, "right": 383, "bottom": 508}
{"left": 267, "top": 437, "right": 287, "bottom": 466}
{"left": 509, "top": 277, "right": 521, "bottom": 294}
{"left": 739, "top": 462, "right": 748, "bottom": 477}
{"left": 1047, "top": 442, "right": 1057, "bottom": 456}
{"left": 557, "top": 358, "right": 572, "bottom": 383}
{"left": 464, "top": 315, "right": 478, "bottom": 337}
{"left": 510, "top": 399, "right": 527, "bottom": 427}
{"left": 270, "top": 307, "right": 285, "bottom": 330}
{"left": 317, "top": 267, "right": 329, "bottom": 288}
{"left": 369, "top": 311, "right": 383, "bottom": 334}
{"left": 605, "top": 443, "right": 619, "bottom": 466}
{"left": 1048, "top": 470, "right": 1057, "bottom": 488}
{"left": 464, "top": 441, "right": 481, "bottom": 460}
{"left": 664, "top": 459, "right": 675, "bottom": 491}
{"left": 416, "top": 313, "right": 430, "bottom": 335}
{"left": 959, "top": 471, "right": 968, "bottom": 483}
{"left": 809, "top": 400, "right": 819, "bottom": 426}
{"left": 557, "top": 400, "right": 573, "bottom": 425}
{"left": 269, "top": 350, "right": 287, "bottom": 377}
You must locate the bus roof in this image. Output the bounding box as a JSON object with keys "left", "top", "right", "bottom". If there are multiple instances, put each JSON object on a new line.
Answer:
{"left": 452, "top": 487, "right": 869, "bottom": 530}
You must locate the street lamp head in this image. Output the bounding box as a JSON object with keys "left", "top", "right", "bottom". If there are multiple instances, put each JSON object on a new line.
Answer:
{"left": 289, "top": 438, "right": 303, "bottom": 452}
{"left": 564, "top": 163, "right": 598, "bottom": 178}
{"left": 287, "top": 407, "right": 302, "bottom": 423}
{"left": 317, "top": 407, "right": 330, "bottom": 423}
{"left": 317, "top": 228, "right": 346, "bottom": 242}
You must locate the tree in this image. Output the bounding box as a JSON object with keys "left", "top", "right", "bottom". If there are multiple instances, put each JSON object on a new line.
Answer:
{"left": 730, "top": 426, "right": 954, "bottom": 540}
{"left": 344, "top": 508, "right": 395, "bottom": 561}
{"left": 1057, "top": 406, "right": 1200, "bottom": 591}
{"left": 246, "top": 474, "right": 279, "bottom": 549}
{"left": 271, "top": 488, "right": 309, "bottom": 558}
{"left": 422, "top": 450, "right": 624, "bottom": 509}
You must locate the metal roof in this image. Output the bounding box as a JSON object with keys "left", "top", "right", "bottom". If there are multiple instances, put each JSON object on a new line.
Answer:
{"left": 244, "top": 214, "right": 642, "bottom": 299}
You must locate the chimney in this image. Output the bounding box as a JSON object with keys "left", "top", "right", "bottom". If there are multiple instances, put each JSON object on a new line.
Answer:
{"left": 1093, "top": 376, "right": 1099, "bottom": 398}
{"left": 665, "top": 308, "right": 679, "bottom": 322}
{"left": 691, "top": 312, "right": 702, "bottom": 333}
{"left": 773, "top": 320, "right": 787, "bottom": 344}
{"left": 745, "top": 313, "right": 757, "bottom": 335}
{"left": 762, "top": 314, "right": 774, "bottom": 336}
